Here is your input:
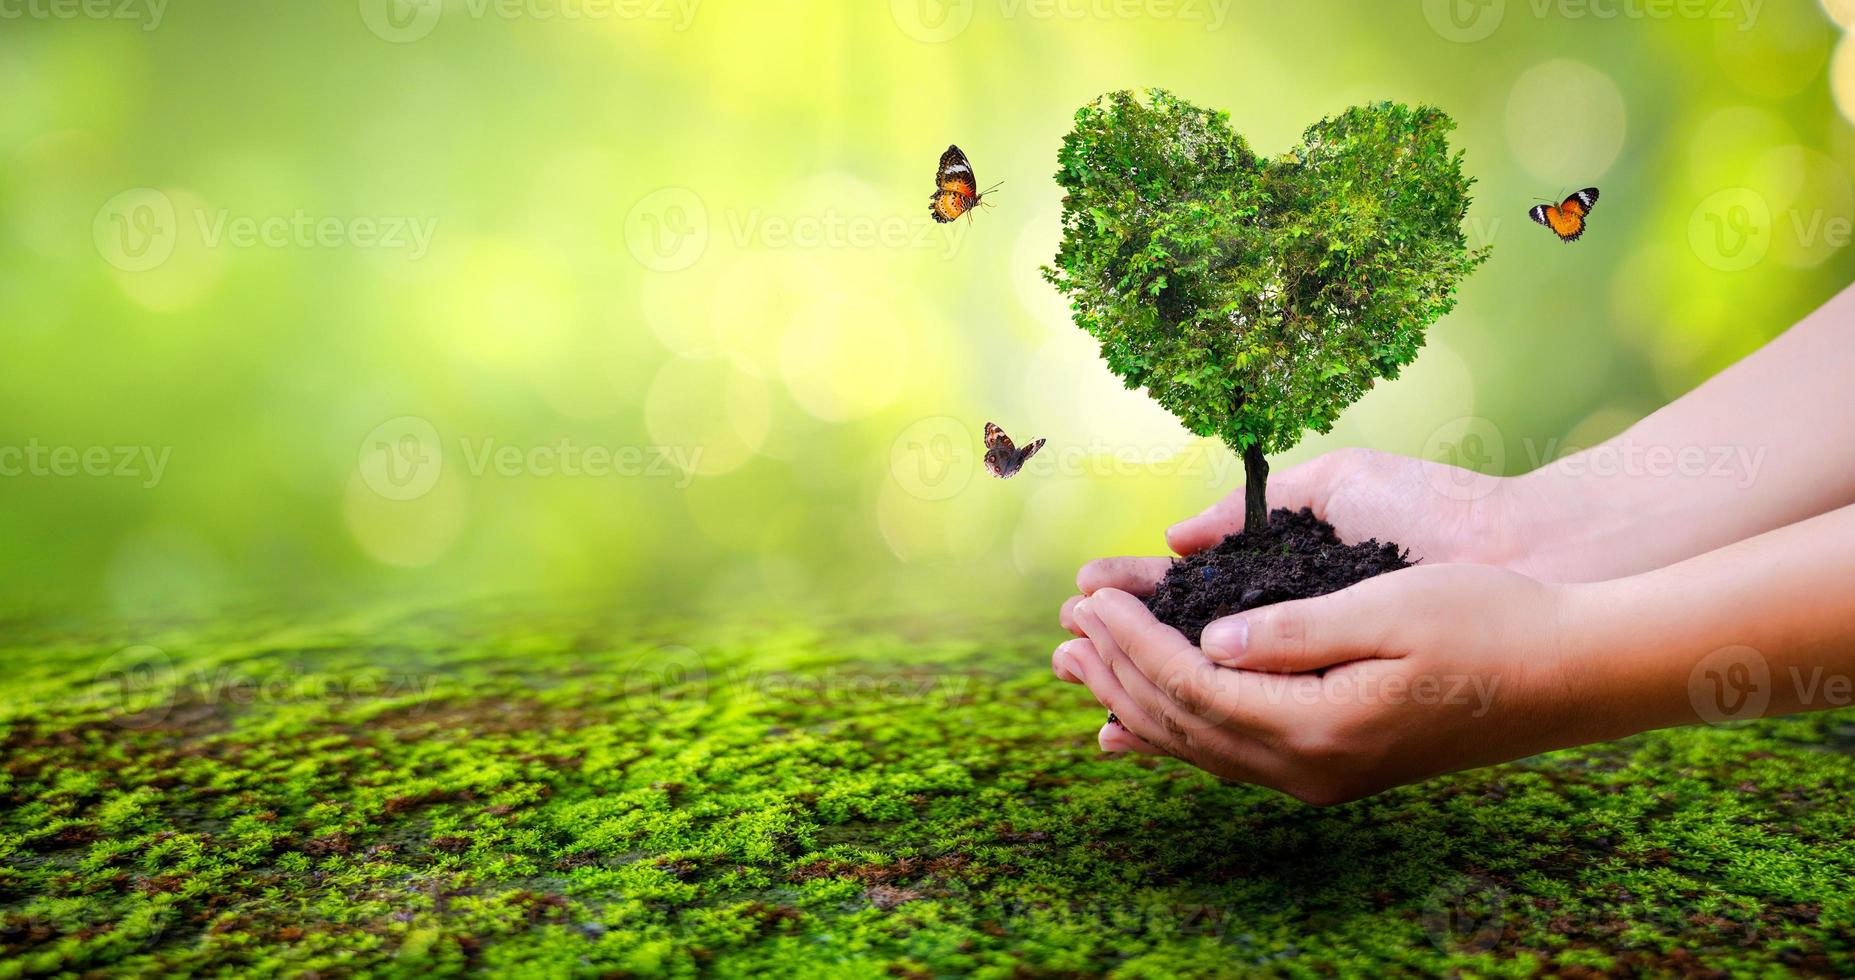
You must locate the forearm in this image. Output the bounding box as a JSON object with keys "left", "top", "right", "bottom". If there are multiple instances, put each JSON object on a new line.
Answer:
{"left": 1559, "top": 502, "right": 1855, "bottom": 744}
{"left": 1510, "top": 284, "right": 1855, "bottom": 580}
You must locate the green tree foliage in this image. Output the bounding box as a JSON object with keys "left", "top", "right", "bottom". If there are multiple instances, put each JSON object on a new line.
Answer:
{"left": 1045, "top": 89, "right": 1488, "bottom": 532}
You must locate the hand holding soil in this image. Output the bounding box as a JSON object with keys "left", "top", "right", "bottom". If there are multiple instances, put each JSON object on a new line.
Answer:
{"left": 1055, "top": 285, "right": 1855, "bottom": 803}
{"left": 1165, "top": 449, "right": 1558, "bottom": 576}
{"left": 1058, "top": 563, "right": 1572, "bottom": 805}
{"left": 1057, "top": 497, "right": 1855, "bottom": 804}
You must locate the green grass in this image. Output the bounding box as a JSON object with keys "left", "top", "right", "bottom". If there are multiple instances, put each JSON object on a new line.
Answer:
{"left": 2, "top": 602, "right": 1852, "bottom": 978}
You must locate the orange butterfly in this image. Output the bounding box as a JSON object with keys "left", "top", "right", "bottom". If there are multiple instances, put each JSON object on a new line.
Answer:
{"left": 1529, "top": 187, "right": 1600, "bottom": 243}
{"left": 929, "top": 145, "right": 998, "bottom": 223}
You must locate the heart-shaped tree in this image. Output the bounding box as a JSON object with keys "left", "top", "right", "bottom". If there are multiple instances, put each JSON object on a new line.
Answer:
{"left": 1045, "top": 90, "right": 1487, "bottom": 534}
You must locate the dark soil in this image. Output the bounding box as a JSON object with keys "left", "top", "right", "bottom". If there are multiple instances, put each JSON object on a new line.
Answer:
{"left": 1143, "top": 507, "right": 1413, "bottom": 645}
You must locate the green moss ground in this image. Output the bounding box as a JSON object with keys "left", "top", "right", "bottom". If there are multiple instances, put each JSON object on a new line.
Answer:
{"left": 2, "top": 602, "right": 1852, "bottom": 978}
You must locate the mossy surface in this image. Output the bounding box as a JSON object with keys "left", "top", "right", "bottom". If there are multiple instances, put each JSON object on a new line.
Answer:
{"left": 2, "top": 603, "right": 1852, "bottom": 978}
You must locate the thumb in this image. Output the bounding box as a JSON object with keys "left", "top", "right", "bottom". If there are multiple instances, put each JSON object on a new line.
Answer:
{"left": 1199, "top": 587, "right": 1392, "bottom": 673}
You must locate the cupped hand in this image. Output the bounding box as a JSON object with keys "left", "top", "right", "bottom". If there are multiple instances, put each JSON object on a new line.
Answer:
{"left": 1166, "top": 447, "right": 1566, "bottom": 576}
{"left": 1055, "top": 448, "right": 1586, "bottom": 652}
{"left": 1054, "top": 563, "right": 1586, "bottom": 804}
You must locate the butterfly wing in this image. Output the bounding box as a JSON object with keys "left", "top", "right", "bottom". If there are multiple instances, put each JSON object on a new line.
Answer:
{"left": 1563, "top": 187, "right": 1599, "bottom": 218}
{"left": 1530, "top": 188, "right": 1599, "bottom": 242}
{"left": 930, "top": 145, "right": 980, "bottom": 223}
{"left": 983, "top": 423, "right": 1041, "bottom": 479}
{"left": 1016, "top": 438, "right": 1046, "bottom": 469}
{"left": 937, "top": 145, "right": 978, "bottom": 198}
{"left": 931, "top": 190, "right": 971, "bottom": 223}
{"left": 983, "top": 421, "right": 1014, "bottom": 455}
{"left": 1546, "top": 206, "right": 1586, "bottom": 242}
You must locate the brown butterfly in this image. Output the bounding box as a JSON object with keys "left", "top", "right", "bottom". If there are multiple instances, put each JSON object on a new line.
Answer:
{"left": 983, "top": 422, "right": 1044, "bottom": 479}
{"left": 1529, "top": 187, "right": 1600, "bottom": 242}
{"left": 929, "top": 145, "right": 998, "bottom": 223}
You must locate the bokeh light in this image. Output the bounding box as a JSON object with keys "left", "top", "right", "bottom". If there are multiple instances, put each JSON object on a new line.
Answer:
{"left": 342, "top": 470, "right": 469, "bottom": 568}
{"left": 779, "top": 290, "right": 911, "bottom": 423}
{"left": 1506, "top": 60, "right": 1627, "bottom": 184}
{"left": 1833, "top": 32, "right": 1855, "bottom": 125}
{"left": 2, "top": 2, "right": 1853, "bottom": 609}
{"left": 1715, "top": 0, "right": 1833, "bottom": 98}
{"left": 1352, "top": 341, "right": 1477, "bottom": 458}
{"left": 645, "top": 356, "right": 770, "bottom": 476}
{"left": 1687, "top": 106, "right": 1797, "bottom": 195}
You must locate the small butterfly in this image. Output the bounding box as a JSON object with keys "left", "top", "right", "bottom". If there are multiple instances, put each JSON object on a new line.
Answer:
{"left": 1529, "top": 187, "right": 1600, "bottom": 243}
{"left": 929, "top": 145, "right": 998, "bottom": 223}
{"left": 983, "top": 422, "right": 1044, "bottom": 479}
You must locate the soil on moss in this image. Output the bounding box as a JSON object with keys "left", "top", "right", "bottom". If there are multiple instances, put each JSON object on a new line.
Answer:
{"left": 1144, "top": 507, "right": 1413, "bottom": 644}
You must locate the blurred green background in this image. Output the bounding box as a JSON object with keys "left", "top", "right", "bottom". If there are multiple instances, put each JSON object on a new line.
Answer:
{"left": 4, "top": 0, "right": 1855, "bottom": 615}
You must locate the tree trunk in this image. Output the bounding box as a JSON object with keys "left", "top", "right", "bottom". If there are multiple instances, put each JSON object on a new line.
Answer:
{"left": 1242, "top": 443, "right": 1269, "bottom": 536}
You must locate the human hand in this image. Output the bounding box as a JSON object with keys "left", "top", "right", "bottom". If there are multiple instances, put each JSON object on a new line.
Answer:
{"left": 1054, "top": 564, "right": 1588, "bottom": 804}
{"left": 1053, "top": 446, "right": 1546, "bottom": 664}
{"left": 1165, "top": 448, "right": 1583, "bottom": 579}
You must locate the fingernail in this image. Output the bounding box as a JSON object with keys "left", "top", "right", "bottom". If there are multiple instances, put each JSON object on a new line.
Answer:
{"left": 1075, "top": 597, "right": 1091, "bottom": 617}
{"left": 1053, "top": 643, "right": 1080, "bottom": 682}
{"left": 1098, "top": 723, "right": 1128, "bottom": 753}
{"left": 1201, "top": 617, "right": 1250, "bottom": 665}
